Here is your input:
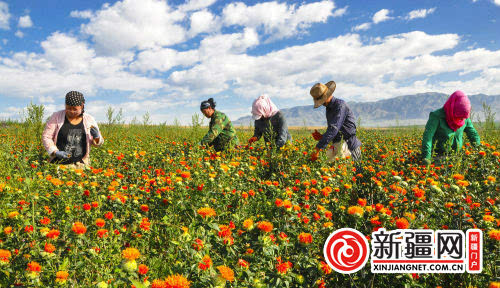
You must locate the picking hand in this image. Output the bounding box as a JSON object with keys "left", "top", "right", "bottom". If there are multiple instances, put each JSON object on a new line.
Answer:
{"left": 312, "top": 129, "right": 322, "bottom": 141}
{"left": 90, "top": 126, "right": 100, "bottom": 139}
{"left": 55, "top": 151, "right": 71, "bottom": 159}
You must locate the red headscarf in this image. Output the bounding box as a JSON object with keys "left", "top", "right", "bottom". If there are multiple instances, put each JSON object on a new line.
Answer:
{"left": 443, "top": 90, "right": 471, "bottom": 131}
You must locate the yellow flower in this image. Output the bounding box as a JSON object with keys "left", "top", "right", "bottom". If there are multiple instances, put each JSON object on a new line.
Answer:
{"left": 243, "top": 219, "right": 254, "bottom": 230}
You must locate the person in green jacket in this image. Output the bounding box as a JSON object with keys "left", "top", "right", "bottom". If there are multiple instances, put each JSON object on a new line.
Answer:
{"left": 200, "top": 98, "right": 239, "bottom": 151}
{"left": 421, "top": 90, "right": 480, "bottom": 164}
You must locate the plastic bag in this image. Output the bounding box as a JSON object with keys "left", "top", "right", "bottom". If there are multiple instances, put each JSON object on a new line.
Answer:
{"left": 325, "top": 141, "right": 351, "bottom": 162}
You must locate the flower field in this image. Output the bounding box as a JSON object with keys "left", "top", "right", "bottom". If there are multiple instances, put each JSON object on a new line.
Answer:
{"left": 0, "top": 125, "right": 499, "bottom": 287}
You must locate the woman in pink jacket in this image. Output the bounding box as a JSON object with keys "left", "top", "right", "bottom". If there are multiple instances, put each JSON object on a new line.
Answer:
{"left": 42, "top": 91, "right": 104, "bottom": 165}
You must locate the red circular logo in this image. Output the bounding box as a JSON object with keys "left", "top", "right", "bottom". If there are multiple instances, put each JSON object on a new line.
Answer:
{"left": 323, "top": 228, "right": 369, "bottom": 274}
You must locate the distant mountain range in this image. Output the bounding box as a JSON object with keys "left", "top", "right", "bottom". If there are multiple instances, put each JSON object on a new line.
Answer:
{"left": 233, "top": 92, "right": 500, "bottom": 127}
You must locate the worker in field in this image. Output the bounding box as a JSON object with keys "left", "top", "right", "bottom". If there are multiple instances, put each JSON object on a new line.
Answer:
{"left": 421, "top": 90, "right": 480, "bottom": 165}
{"left": 247, "top": 94, "right": 291, "bottom": 149}
{"left": 200, "top": 98, "right": 239, "bottom": 151}
{"left": 309, "top": 80, "right": 362, "bottom": 163}
{"left": 42, "top": 91, "right": 104, "bottom": 166}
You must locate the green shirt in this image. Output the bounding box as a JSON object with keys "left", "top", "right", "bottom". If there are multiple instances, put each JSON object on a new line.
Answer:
{"left": 421, "top": 108, "right": 480, "bottom": 159}
{"left": 201, "top": 110, "right": 239, "bottom": 150}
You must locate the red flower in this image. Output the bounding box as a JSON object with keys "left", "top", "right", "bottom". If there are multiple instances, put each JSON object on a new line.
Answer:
{"left": 104, "top": 212, "right": 114, "bottom": 220}
{"left": 138, "top": 264, "right": 149, "bottom": 275}
{"left": 71, "top": 222, "right": 87, "bottom": 235}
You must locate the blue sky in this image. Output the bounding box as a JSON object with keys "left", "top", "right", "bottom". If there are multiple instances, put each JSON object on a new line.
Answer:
{"left": 0, "top": 0, "right": 499, "bottom": 124}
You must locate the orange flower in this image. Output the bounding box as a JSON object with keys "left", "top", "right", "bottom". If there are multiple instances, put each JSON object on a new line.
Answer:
{"left": 122, "top": 247, "right": 140, "bottom": 261}
{"left": 4, "top": 226, "right": 12, "bottom": 234}
{"left": 357, "top": 198, "right": 367, "bottom": 207}
{"left": 197, "top": 207, "right": 216, "bottom": 218}
{"left": 257, "top": 221, "right": 274, "bottom": 233}
{"left": 151, "top": 279, "right": 166, "bottom": 288}
{"left": 164, "top": 274, "right": 191, "bottom": 288}
{"left": 95, "top": 218, "right": 106, "bottom": 228}
{"left": 452, "top": 174, "right": 464, "bottom": 180}
{"left": 46, "top": 229, "right": 60, "bottom": 239}
{"left": 180, "top": 171, "right": 191, "bottom": 179}
{"left": 444, "top": 202, "right": 454, "bottom": 209}
{"left": 198, "top": 255, "right": 212, "bottom": 270}
{"left": 484, "top": 215, "right": 495, "bottom": 222}
{"left": 97, "top": 229, "right": 108, "bottom": 238}
{"left": 396, "top": 218, "right": 410, "bottom": 229}
{"left": 298, "top": 232, "right": 313, "bottom": 244}
{"left": 138, "top": 264, "right": 149, "bottom": 275}
{"left": 489, "top": 282, "right": 500, "bottom": 288}
{"left": 44, "top": 243, "right": 56, "bottom": 253}
{"left": 26, "top": 261, "right": 41, "bottom": 273}
{"left": 0, "top": 249, "right": 11, "bottom": 263}
{"left": 217, "top": 265, "right": 235, "bottom": 282}
{"left": 488, "top": 229, "right": 500, "bottom": 241}
{"left": 347, "top": 206, "right": 364, "bottom": 216}
{"left": 276, "top": 257, "right": 293, "bottom": 274}
{"left": 242, "top": 219, "right": 254, "bottom": 230}
{"left": 55, "top": 271, "right": 69, "bottom": 283}
{"left": 71, "top": 222, "right": 87, "bottom": 235}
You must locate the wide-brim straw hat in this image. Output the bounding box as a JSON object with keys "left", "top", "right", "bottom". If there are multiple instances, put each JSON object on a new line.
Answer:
{"left": 310, "top": 81, "right": 336, "bottom": 108}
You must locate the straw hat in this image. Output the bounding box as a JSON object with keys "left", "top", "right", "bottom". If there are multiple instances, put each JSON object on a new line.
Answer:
{"left": 310, "top": 81, "right": 336, "bottom": 108}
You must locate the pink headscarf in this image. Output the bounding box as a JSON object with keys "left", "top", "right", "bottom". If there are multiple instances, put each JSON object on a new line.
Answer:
{"left": 252, "top": 94, "right": 279, "bottom": 120}
{"left": 443, "top": 90, "right": 471, "bottom": 131}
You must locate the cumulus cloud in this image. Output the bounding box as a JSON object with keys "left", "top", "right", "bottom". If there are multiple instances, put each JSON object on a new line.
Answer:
{"left": 333, "top": 6, "right": 348, "bottom": 17}
{"left": 406, "top": 8, "right": 436, "bottom": 20}
{"left": 372, "top": 9, "right": 392, "bottom": 24}
{"left": 188, "top": 9, "right": 220, "bottom": 37}
{"left": 0, "top": 1, "right": 10, "bottom": 30}
{"left": 80, "top": 0, "right": 186, "bottom": 54}
{"left": 18, "top": 15, "right": 33, "bottom": 28}
{"left": 222, "top": 1, "right": 335, "bottom": 41}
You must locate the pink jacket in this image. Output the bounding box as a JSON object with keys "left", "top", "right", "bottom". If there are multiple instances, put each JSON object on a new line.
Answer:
{"left": 42, "top": 110, "right": 104, "bottom": 165}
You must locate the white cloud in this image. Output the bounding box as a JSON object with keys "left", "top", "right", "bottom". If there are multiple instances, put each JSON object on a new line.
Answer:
{"left": 130, "top": 47, "right": 199, "bottom": 72}
{"left": 0, "top": 1, "right": 10, "bottom": 30}
{"left": 165, "top": 30, "right": 500, "bottom": 103}
{"left": 372, "top": 9, "right": 392, "bottom": 24}
{"left": 406, "top": 8, "right": 436, "bottom": 20}
{"left": 14, "top": 30, "right": 23, "bottom": 38}
{"left": 222, "top": 1, "right": 335, "bottom": 40}
{"left": 70, "top": 10, "right": 94, "bottom": 19}
{"left": 188, "top": 9, "right": 220, "bottom": 37}
{"left": 178, "top": 0, "right": 217, "bottom": 12}
{"left": 80, "top": 0, "right": 187, "bottom": 54}
{"left": 353, "top": 22, "right": 371, "bottom": 31}
{"left": 18, "top": 15, "right": 33, "bottom": 28}
{"left": 332, "top": 6, "right": 348, "bottom": 17}
{"left": 494, "top": 0, "right": 500, "bottom": 6}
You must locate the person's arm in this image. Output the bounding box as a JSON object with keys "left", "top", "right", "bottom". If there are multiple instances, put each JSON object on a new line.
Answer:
{"left": 316, "top": 102, "right": 347, "bottom": 150}
{"left": 275, "top": 113, "right": 289, "bottom": 148}
{"left": 88, "top": 116, "right": 104, "bottom": 146}
{"left": 42, "top": 113, "right": 59, "bottom": 157}
{"left": 201, "top": 114, "right": 224, "bottom": 145}
{"left": 253, "top": 120, "right": 263, "bottom": 140}
{"left": 463, "top": 118, "right": 480, "bottom": 146}
{"left": 421, "top": 113, "right": 438, "bottom": 160}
